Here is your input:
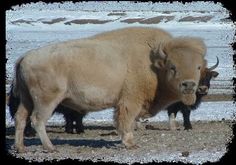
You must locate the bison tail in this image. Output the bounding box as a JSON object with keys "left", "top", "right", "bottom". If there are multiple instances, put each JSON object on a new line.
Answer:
{"left": 8, "top": 84, "right": 21, "bottom": 119}
{"left": 13, "top": 57, "right": 24, "bottom": 97}
{"left": 13, "top": 56, "right": 33, "bottom": 111}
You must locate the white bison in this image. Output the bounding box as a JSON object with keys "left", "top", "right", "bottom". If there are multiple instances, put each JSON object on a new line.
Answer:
{"left": 13, "top": 27, "right": 206, "bottom": 152}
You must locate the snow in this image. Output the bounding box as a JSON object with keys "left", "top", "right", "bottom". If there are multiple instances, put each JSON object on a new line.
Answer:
{"left": 6, "top": 9, "right": 233, "bottom": 32}
{"left": 9, "top": 1, "right": 228, "bottom": 12}
{"left": 5, "top": 0, "right": 235, "bottom": 125}
{"left": 5, "top": 101, "right": 236, "bottom": 127}
{"left": 5, "top": 2, "right": 236, "bottom": 163}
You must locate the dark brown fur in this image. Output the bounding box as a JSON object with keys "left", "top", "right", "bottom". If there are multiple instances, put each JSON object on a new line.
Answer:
{"left": 167, "top": 68, "right": 219, "bottom": 130}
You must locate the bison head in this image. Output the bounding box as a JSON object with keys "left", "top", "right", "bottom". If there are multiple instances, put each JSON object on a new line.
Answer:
{"left": 150, "top": 37, "right": 207, "bottom": 105}
{"left": 197, "top": 57, "right": 219, "bottom": 95}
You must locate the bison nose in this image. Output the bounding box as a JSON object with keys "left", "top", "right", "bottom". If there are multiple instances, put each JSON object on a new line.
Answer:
{"left": 197, "top": 85, "right": 208, "bottom": 94}
{"left": 181, "top": 81, "right": 196, "bottom": 94}
{"left": 181, "top": 81, "right": 196, "bottom": 89}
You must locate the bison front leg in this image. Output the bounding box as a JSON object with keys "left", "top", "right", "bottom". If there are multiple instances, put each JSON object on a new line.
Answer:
{"left": 182, "top": 108, "right": 192, "bottom": 130}
{"left": 168, "top": 112, "right": 178, "bottom": 131}
{"left": 114, "top": 100, "right": 142, "bottom": 149}
{"left": 15, "top": 103, "right": 29, "bottom": 153}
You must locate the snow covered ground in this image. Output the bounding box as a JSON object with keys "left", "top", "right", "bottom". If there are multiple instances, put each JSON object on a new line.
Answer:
{"left": 5, "top": 1, "right": 236, "bottom": 163}
{"left": 5, "top": 101, "right": 236, "bottom": 126}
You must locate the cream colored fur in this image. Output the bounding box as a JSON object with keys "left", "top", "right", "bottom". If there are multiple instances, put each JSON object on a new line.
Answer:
{"left": 14, "top": 27, "right": 206, "bottom": 152}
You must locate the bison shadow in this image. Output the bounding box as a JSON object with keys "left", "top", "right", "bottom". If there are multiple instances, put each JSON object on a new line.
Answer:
{"left": 6, "top": 126, "right": 120, "bottom": 149}
{"left": 48, "top": 138, "right": 121, "bottom": 148}
{"left": 6, "top": 125, "right": 116, "bottom": 136}
{"left": 83, "top": 125, "right": 115, "bottom": 131}
{"left": 6, "top": 137, "right": 121, "bottom": 149}
{"left": 51, "top": 139, "right": 121, "bottom": 148}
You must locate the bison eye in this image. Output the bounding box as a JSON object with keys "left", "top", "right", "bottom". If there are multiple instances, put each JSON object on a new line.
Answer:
{"left": 170, "top": 64, "right": 176, "bottom": 75}
{"left": 170, "top": 65, "right": 176, "bottom": 71}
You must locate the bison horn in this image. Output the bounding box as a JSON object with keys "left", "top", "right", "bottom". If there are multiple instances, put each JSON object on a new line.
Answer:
{"left": 147, "top": 42, "right": 153, "bottom": 49}
{"left": 158, "top": 42, "right": 167, "bottom": 59}
{"left": 209, "top": 56, "right": 219, "bottom": 71}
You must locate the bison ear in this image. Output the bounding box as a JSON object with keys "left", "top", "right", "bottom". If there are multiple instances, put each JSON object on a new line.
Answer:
{"left": 149, "top": 42, "right": 167, "bottom": 69}
{"left": 211, "top": 71, "right": 219, "bottom": 78}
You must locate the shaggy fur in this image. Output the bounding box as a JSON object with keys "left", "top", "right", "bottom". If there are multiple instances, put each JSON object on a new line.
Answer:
{"left": 13, "top": 27, "right": 206, "bottom": 152}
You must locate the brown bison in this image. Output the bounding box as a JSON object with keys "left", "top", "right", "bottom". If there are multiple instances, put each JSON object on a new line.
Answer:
{"left": 13, "top": 27, "right": 206, "bottom": 152}
{"left": 167, "top": 57, "right": 219, "bottom": 130}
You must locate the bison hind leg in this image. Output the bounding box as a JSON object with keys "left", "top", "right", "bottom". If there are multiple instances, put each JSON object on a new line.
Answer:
{"left": 30, "top": 96, "right": 64, "bottom": 152}
{"left": 15, "top": 103, "right": 30, "bottom": 153}
{"left": 64, "top": 114, "right": 74, "bottom": 134}
{"left": 75, "top": 113, "right": 86, "bottom": 134}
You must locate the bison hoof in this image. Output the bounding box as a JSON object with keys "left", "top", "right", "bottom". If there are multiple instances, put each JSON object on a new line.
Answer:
{"left": 65, "top": 129, "right": 74, "bottom": 134}
{"left": 123, "top": 141, "right": 139, "bottom": 150}
{"left": 42, "top": 145, "right": 57, "bottom": 153}
{"left": 15, "top": 146, "right": 26, "bottom": 153}
{"left": 76, "top": 129, "right": 85, "bottom": 134}
{"left": 170, "top": 126, "right": 177, "bottom": 131}
{"left": 125, "top": 144, "right": 140, "bottom": 150}
{"left": 42, "top": 149, "right": 58, "bottom": 153}
{"left": 24, "top": 131, "right": 36, "bottom": 137}
{"left": 42, "top": 148, "right": 59, "bottom": 153}
{"left": 184, "top": 126, "right": 192, "bottom": 130}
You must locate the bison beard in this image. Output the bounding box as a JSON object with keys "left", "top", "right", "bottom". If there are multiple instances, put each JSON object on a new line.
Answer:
{"left": 181, "top": 94, "right": 196, "bottom": 106}
{"left": 7, "top": 85, "right": 86, "bottom": 136}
